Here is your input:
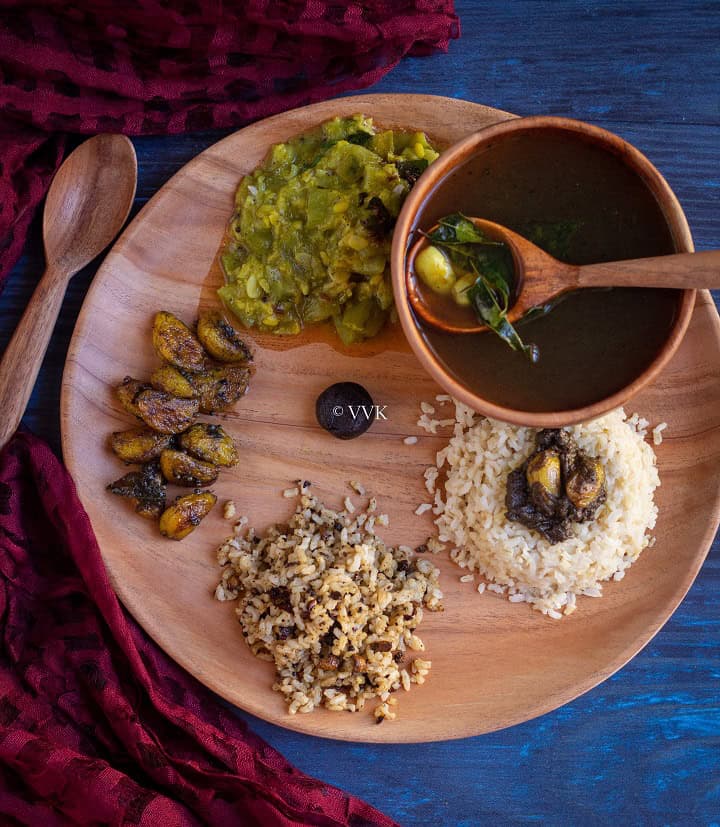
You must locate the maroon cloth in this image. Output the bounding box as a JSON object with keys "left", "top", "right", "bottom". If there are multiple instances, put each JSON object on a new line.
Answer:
{"left": 0, "top": 431, "right": 398, "bottom": 826}
{"left": 0, "top": 0, "right": 459, "bottom": 289}
{"left": 0, "top": 6, "right": 459, "bottom": 820}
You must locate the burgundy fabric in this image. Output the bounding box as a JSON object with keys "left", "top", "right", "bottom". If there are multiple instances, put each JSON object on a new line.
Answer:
{"left": 0, "top": 0, "right": 459, "bottom": 289}
{"left": 0, "top": 431, "right": 398, "bottom": 826}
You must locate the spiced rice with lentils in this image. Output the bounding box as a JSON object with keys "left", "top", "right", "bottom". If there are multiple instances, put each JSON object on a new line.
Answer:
{"left": 215, "top": 483, "right": 442, "bottom": 721}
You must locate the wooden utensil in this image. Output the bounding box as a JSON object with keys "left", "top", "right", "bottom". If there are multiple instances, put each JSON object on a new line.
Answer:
{"left": 406, "top": 217, "right": 720, "bottom": 334}
{"left": 0, "top": 134, "right": 137, "bottom": 450}
{"left": 60, "top": 95, "right": 720, "bottom": 743}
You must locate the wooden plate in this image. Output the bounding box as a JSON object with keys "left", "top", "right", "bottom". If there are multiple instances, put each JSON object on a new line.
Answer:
{"left": 61, "top": 95, "right": 720, "bottom": 743}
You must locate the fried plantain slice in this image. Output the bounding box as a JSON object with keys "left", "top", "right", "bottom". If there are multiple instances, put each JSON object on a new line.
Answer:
{"left": 189, "top": 366, "right": 250, "bottom": 413}
{"left": 150, "top": 364, "right": 197, "bottom": 399}
{"left": 159, "top": 449, "right": 219, "bottom": 487}
{"left": 152, "top": 311, "right": 209, "bottom": 373}
{"left": 197, "top": 309, "right": 253, "bottom": 363}
{"left": 110, "top": 428, "right": 174, "bottom": 464}
{"left": 116, "top": 377, "right": 152, "bottom": 418}
{"left": 135, "top": 389, "right": 199, "bottom": 434}
{"left": 159, "top": 491, "right": 217, "bottom": 540}
{"left": 179, "top": 423, "right": 238, "bottom": 467}
{"left": 107, "top": 461, "right": 167, "bottom": 519}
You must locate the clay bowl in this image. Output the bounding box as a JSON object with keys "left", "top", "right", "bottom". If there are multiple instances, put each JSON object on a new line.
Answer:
{"left": 390, "top": 116, "right": 695, "bottom": 427}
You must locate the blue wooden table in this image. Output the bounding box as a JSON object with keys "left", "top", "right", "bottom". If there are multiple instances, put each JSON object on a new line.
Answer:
{"left": 2, "top": 2, "right": 718, "bottom": 824}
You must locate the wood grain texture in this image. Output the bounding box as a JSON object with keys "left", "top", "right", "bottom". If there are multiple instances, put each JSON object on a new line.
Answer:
{"left": 0, "top": 135, "right": 136, "bottom": 450}
{"left": 2, "top": 1, "right": 719, "bottom": 822}
{"left": 61, "top": 94, "right": 720, "bottom": 744}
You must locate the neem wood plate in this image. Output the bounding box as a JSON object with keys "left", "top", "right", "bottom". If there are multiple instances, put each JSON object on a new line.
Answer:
{"left": 61, "top": 95, "right": 720, "bottom": 742}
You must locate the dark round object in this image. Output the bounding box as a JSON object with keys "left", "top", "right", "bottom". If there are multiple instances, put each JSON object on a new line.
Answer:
{"left": 315, "top": 382, "right": 375, "bottom": 440}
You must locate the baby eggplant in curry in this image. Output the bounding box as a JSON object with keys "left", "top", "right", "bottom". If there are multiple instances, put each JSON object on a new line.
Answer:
{"left": 506, "top": 428, "right": 606, "bottom": 543}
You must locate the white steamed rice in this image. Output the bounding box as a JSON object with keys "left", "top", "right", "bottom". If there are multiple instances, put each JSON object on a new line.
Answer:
{"left": 428, "top": 403, "right": 662, "bottom": 618}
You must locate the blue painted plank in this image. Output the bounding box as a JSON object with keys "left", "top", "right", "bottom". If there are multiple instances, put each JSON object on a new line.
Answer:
{"left": 1, "top": 1, "right": 719, "bottom": 824}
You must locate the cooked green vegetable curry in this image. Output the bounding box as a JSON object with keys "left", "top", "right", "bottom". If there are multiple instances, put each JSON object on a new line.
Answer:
{"left": 219, "top": 115, "right": 439, "bottom": 344}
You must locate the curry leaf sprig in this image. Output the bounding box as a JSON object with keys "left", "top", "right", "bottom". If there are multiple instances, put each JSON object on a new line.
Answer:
{"left": 425, "top": 214, "right": 539, "bottom": 362}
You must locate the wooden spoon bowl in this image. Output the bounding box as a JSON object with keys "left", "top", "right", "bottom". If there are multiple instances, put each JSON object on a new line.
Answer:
{"left": 0, "top": 135, "right": 137, "bottom": 450}
{"left": 406, "top": 218, "right": 720, "bottom": 335}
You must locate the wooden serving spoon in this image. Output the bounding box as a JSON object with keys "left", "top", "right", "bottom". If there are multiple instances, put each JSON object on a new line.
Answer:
{"left": 0, "top": 134, "right": 137, "bottom": 450}
{"left": 406, "top": 217, "right": 720, "bottom": 334}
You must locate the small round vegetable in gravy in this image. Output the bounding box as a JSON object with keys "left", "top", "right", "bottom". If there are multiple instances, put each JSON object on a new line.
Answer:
{"left": 505, "top": 428, "right": 607, "bottom": 543}
{"left": 415, "top": 245, "right": 455, "bottom": 295}
{"left": 414, "top": 214, "right": 537, "bottom": 362}
{"left": 316, "top": 382, "right": 375, "bottom": 439}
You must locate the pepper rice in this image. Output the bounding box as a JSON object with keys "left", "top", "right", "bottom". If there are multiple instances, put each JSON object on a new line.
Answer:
{"left": 215, "top": 485, "right": 443, "bottom": 719}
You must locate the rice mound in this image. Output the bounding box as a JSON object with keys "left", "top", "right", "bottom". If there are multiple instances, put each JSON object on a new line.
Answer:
{"left": 432, "top": 404, "right": 661, "bottom": 618}
{"left": 215, "top": 484, "right": 442, "bottom": 719}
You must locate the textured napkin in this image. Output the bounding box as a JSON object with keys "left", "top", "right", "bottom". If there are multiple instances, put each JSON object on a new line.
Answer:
{"left": 0, "top": 1, "right": 460, "bottom": 822}
{"left": 0, "top": 431, "right": 398, "bottom": 825}
{"left": 0, "top": 0, "right": 459, "bottom": 289}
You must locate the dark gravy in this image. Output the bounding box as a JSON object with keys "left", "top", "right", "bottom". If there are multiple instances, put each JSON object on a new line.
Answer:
{"left": 413, "top": 130, "right": 680, "bottom": 412}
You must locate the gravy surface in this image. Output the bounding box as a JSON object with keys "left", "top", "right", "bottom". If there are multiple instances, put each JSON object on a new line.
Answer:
{"left": 414, "top": 130, "right": 680, "bottom": 412}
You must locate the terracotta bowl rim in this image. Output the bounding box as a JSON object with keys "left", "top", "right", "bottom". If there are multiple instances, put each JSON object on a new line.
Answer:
{"left": 390, "top": 114, "right": 696, "bottom": 427}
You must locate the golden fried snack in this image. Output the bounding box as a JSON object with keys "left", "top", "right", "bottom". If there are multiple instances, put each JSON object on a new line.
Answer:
{"left": 179, "top": 423, "right": 238, "bottom": 467}
{"left": 110, "top": 428, "right": 174, "bottom": 464}
{"left": 190, "top": 366, "right": 250, "bottom": 413}
{"left": 159, "top": 492, "right": 217, "bottom": 540}
{"left": 159, "top": 449, "right": 219, "bottom": 487}
{"left": 152, "top": 311, "right": 209, "bottom": 373}
{"left": 115, "top": 377, "right": 151, "bottom": 418}
{"left": 107, "top": 462, "right": 166, "bottom": 519}
{"left": 135, "top": 389, "right": 199, "bottom": 434}
{"left": 150, "top": 364, "right": 196, "bottom": 399}
{"left": 197, "top": 309, "right": 253, "bottom": 363}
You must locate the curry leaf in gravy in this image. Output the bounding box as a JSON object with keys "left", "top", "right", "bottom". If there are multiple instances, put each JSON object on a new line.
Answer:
{"left": 520, "top": 220, "right": 581, "bottom": 262}
{"left": 427, "top": 213, "right": 539, "bottom": 362}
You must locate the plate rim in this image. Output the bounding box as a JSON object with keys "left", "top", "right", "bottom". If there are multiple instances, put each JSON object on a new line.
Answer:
{"left": 61, "top": 94, "right": 720, "bottom": 743}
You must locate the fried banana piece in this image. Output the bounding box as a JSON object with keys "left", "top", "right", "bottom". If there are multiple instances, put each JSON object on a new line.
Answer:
{"left": 159, "top": 449, "right": 219, "bottom": 487}
{"left": 150, "top": 365, "right": 196, "bottom": 399}
{"left": 190, "top": 366, "right": 250, "bottom": 413}
{"left": 116, "top": 377, "right": 151, "bottom": 418}
{"left": 110, "top": 428, "right": 174, "bottom": 464}
{"left": 135, "top": 389, "right": 199, "bottom": 434}
{"left": 197, "top": 310, "right": 253, "bottom": 363}
{"left": 152, "top": 311, "right": 209, "bottom": 373}
{"left": 107, "top": 461, "right": 167, "bottom": 519}
{"left": 179, "top": 423, "right": 238, "bottom": 467}
{"left": 159, "top": 491, "right": 217, "bottom": 540}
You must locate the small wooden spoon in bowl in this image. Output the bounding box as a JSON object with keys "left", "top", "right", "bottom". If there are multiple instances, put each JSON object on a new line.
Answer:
{"left": 0, "top": 134, "right": 137, "bottom": 450}
{"left": 406, "top": 217, "right": 720, "bottom": 334}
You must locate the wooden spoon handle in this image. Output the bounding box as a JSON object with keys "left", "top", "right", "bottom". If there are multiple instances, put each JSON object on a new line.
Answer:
{"left": 577, "top": 250, "right": 720, "bottom": 290}
{"left": 0, "top": 265, "right": 70, "bottom": 450}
